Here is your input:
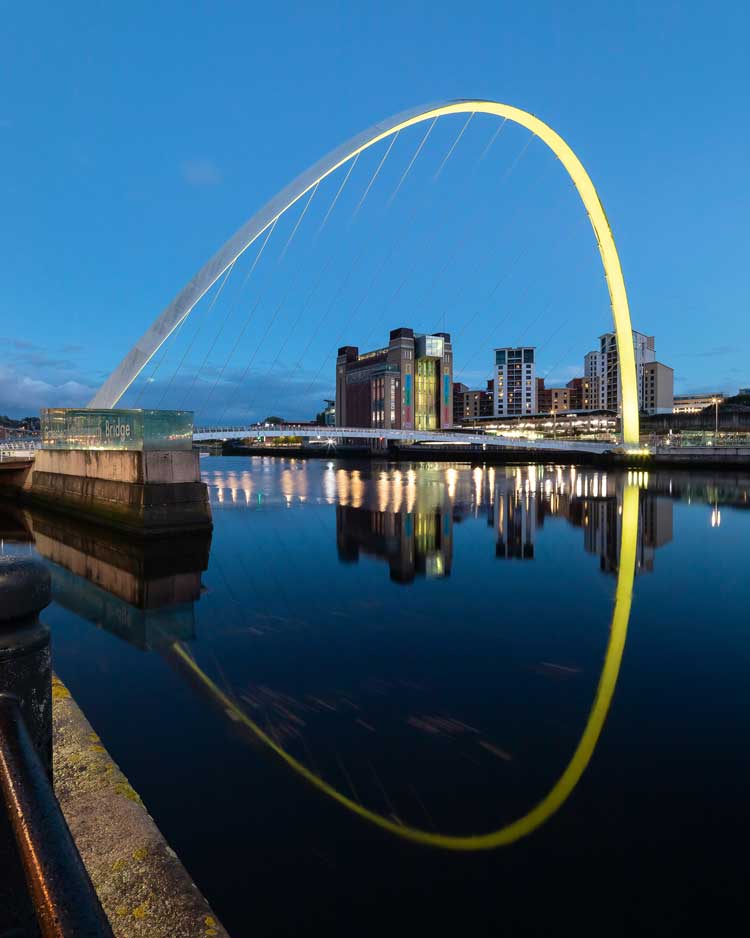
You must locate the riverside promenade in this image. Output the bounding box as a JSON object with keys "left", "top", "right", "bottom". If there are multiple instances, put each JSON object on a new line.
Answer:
{"left": 0, "top": 556, "right": 228, "bottom": 938}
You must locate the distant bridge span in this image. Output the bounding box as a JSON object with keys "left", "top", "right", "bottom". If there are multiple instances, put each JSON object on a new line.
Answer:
{"left": 193, "top": 425, "right": 619, "bottom": 455}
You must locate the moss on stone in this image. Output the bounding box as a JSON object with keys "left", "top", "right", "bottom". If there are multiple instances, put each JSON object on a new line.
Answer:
{"left": 113, "top": 781, "right": 143, "bottom": 805}
{"left": 51, "top": 680, "right": 71, "bottom": 700}
{"left": 132, "top": 903, "right": 149, "bottom": 920}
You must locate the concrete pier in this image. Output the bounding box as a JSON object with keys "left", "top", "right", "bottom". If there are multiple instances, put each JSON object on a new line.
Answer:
{"left": 25, "top": 448, "right": 212, "bottom": 536}
{"left": 1, "top": 407, "right": 214, "bottom": 537}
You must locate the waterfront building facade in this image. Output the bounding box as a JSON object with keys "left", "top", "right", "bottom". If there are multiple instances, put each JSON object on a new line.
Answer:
{"left": 453, "top": 380, "right": 494, "bottom": 422}
{"left": 494, "top": 347, "right": 537, "bottom": 417}
{"left": 336, "top": 328, "right": 453, "bottom": 430}
{"left": 584, "top": 330, "right": 673, "bottom": 415}
{"left": 642, "top": 361, "right": 675, "bottom": 415}
{"left": 673, "top": 393, "right": 724, "bottom": 413}
{"left": 535, "top": 376, "right": 594, "bottom": 414}
{"left": 322, "top": 399, "right": 336, "bottom": 425}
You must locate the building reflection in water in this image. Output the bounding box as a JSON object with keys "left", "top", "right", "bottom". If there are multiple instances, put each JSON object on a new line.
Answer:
{"left": 259, "top": 462, "right": 674, "bottom": 580}
{"left": 14, "top": 459, "right": 740, "bottom": 645}
{"left": 473, "top": 465, "right": 674, "bottom": 575}
{"left": 8, "top": 508, "right": 211, "bottom": 651}
{"left": 197, "top": 458, "right": 750, "bottom": 582}
{"left": 336, "top": 469, "right": 453, "bottom": 583}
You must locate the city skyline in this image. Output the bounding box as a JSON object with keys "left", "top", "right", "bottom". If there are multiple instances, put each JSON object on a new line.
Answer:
{"left": 1, "top": 3, "right": 748, "bottom": 422}
{"left": 1, "top": 6, "right": 748, "bottom": 935}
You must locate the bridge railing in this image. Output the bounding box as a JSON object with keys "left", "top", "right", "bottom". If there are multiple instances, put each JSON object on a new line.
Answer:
{"left": 193, "top": 425, "right": 618, "bottom": 454}
{"left": 646, "top": 432, "right": 750, "bottom": 449}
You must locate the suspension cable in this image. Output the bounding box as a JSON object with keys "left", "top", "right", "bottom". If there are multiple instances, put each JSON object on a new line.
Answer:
{"left": 434, "top": 113, "right": 474, "bottom": 180}
{"left": 359, "top": 117, "right": 516, "bottom": 349}
{"left": 300, "top": 118, "right": 454, "bottom": 398}
{"left": 280, "top": 182, "right": 319, "bottom": 261}
{"left": 238, "top": 141, "right": 403, "bottom": 421}
{"left": 156, "top": 260, "right": 236, "bottom": 408}
{"left": 478, "top": 118, "right": 507, "bottom": 162}
{"left": 353, "top": 132, "right": 399, "bottom": 218}
{"left": 200, "top": 219, "right": 279, "bottom": 409}
{"left": 416, "top": 137, "right": 541, "bottom": 335}
{"left": 387, "top": 118, "right": 437, "bottom": 205}
{"left": 315, "top": 153, "right": 360, "bottom": 240}
{"left": 186, "top": 186, "right": 320, "bottom": 409}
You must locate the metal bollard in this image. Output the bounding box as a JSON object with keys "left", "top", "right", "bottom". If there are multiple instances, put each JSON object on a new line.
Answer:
{"left": 0, "top": 556, "right": 114, "bottom": 938}
{"left": 0, "top": 556, "right": 53, "bottom": 777}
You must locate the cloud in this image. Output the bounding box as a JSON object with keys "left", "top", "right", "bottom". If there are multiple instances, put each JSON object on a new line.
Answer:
{"left": 0, "top": 336, "right": 39, "bottom": 351}
{"left": 130, "top": 366, "right": 333, "bottom": 425}
{"left": 0, "top": 364, "right": 96, "bottom": 417}
{"left": 15, "top": 352, "right": 80, "bottom": 372}
{"left": 61, "top": 343, "right": 85, "bottom": 354}
{"left": 180, "top": 158, "right": 223, "bottom": 187}
{"left": 675, "top": 345, "right": 735, "bottom": 359}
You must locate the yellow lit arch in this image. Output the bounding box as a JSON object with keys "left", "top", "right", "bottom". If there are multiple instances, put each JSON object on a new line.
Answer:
{"left": 91, "top": 100, "right": 640, "bottom": 445}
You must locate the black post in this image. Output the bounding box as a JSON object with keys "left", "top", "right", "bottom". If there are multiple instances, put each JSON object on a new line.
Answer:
{"left": 0, "top": 556, "right": 114, "bottom": 938}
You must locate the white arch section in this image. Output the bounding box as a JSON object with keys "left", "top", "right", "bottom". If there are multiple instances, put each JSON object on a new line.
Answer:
{"left": 89, "top": 99, "right": 640, "bottom": 445}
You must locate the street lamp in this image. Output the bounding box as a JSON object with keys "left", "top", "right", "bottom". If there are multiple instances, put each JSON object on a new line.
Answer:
{"left": 711, "top": 397, "right": 720, "bottom": 437}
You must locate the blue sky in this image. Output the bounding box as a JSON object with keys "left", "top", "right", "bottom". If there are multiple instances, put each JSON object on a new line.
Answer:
{"left": 1, "top": 0, "right": 747, "bottom": 420}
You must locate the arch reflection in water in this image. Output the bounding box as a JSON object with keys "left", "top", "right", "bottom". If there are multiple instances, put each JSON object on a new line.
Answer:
{"left": 7, "top": 464, "right": 681, "bottom": 853}
{"left": 174, "top": 477, "right": 639, "bottom": 852}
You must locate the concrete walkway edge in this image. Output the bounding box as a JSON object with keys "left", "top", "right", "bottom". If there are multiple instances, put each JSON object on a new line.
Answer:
{"left": 52, "top": 675, "right": 230, "bottom": 938}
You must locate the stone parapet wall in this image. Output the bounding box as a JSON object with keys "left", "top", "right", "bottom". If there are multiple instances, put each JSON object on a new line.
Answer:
{"left": 28, "top": 472, "right": 211, "bottom": 536}
{"left": 34, "top": 449, "right": 201, "bottom": 484}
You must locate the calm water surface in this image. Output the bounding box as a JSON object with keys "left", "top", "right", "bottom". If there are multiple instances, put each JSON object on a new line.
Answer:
{"left": 3, "top": 457, "right": 750, "bottom": 937}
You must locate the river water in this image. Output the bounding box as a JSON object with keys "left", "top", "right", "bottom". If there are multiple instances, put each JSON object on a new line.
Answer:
{"left": 2, "top": 457, "right": 749, "bottom": 936}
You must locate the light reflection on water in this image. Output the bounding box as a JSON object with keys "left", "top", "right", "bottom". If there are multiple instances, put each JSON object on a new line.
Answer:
{"left": 1, "top": 457, "right": 749, "bottom": 936}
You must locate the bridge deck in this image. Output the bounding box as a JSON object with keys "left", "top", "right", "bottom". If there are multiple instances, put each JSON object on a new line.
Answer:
{"left": 193, "top": 426, "right": 618, "bottom": 454}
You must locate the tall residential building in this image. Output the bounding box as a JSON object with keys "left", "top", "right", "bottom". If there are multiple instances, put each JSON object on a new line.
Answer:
{"left": 494, "top": 347, "right": 537, "bottom": 417}
{"left": 583, "top": 330, "right": 673, "bottom": 415}
{"left": 336, "top": 328, "right": 453, "bottom": 431}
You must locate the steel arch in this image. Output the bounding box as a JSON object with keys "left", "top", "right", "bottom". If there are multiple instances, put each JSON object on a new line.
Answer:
{"left": 89, "top": 99, "right": 640, "bottom": 445}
